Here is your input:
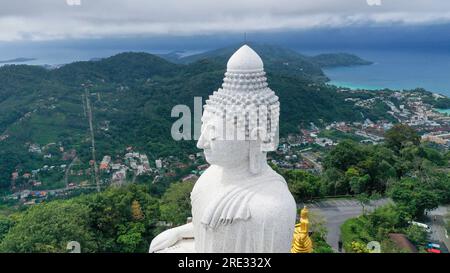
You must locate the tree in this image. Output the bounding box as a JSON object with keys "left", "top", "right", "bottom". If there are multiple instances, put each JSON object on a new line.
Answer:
{"left": 367, "top": 204, "right": 404, "bottom": 231}
{"left": 320, "top": 167, "right": 347, "bottom": 195}
{"left": 80, "top": 184, "right": 160, "bottom": 253}
{"left": 389, "top": 178, "right": 440, "bottom": 218}
{"left": 324, "top": 140, "right": 365, "bottom": 171}
{"left": 116, "top": 222, "right": 146, "bottom": 253}
{"left": 0, "top": 184, "right": 161, "bottom": 253}
{"left": 159, "top": 181, "right": 195, "bottom": 225}
{"left": 384, "top": 124, "right": 420, "bottom": 153}
{"left": 131, "top": 200, "right": 144, "bottom": 221}
{"left": 347, "top": 167, "right": 370, "bottom": 195}
{"left": 284, "top": 170, "right": 322, "bottom": 202}
{"left": 0, "top": 200, "right": 96, "bottom": 253}
{"left": 307, "top": 210, "right": 334, "bottom": 253}
{"left": 355, "top": 193, "right": 371, "bottom": 215}
{"left": 341, "top": 204, "right": 411, "bottom": 253}
{"left": 359, "top": 146, "right": 398, "bottom": 192}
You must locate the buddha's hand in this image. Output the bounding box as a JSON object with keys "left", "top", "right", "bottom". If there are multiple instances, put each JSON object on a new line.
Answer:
{"left": 149, "top": 228, "right": 180, "bottom": 253}
{"left": 149, "top": 223, "right": 194, "bottom": 253}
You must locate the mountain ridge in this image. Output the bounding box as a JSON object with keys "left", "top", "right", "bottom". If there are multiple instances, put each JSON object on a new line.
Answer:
{"left": 158, "top": 43, "right": 372, "bottom": 80}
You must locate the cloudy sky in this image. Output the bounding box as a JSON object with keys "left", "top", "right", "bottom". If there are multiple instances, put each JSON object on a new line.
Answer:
{"left": 1, "top": 0, "right": 450, "bottom": 42}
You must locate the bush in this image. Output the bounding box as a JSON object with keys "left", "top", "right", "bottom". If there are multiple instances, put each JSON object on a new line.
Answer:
{"left": 340, "top": 204, "right": 431, "bottom": 253}
{"left": 0, "top": 215, "right": 14, "bottom": 243}
{"left": 405, "top": 225, "right": 428, "bottom": 250}
{"left": 311, "top": 232, "right": 334, "bottom": 253}
{"left": 340, "top": 217, "right": 373, "bottom": 252}
{"left": 389, "top": 178, "right": 441, "bottom": 218}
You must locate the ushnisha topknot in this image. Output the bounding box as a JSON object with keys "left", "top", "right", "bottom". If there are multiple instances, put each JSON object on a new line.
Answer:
{"left": 203, "top": 45, "right": 280, "bottom": 151}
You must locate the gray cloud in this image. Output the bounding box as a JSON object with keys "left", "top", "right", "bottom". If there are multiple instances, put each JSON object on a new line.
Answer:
{"left": 0, "top": 0, "right": 449, "bottom": 41}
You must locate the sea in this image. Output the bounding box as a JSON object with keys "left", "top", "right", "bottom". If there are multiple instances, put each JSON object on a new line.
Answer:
{"left": 300, "top": 48, "right": 450, "bottom": 113}
{"left": 299, "top": 49, "right": 450, "bottom": 98}
{"left": 0, "top": 48, "right": 181, "bottom": 67}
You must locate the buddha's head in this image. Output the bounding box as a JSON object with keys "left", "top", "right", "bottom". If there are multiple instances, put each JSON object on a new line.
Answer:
{"left": 196, "top": 45, "right": 280, "bottom": 174}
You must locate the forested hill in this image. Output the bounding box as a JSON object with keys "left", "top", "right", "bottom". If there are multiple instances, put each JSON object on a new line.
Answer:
{"left": 0, "top": 45, "right": 394, "bottom": 190}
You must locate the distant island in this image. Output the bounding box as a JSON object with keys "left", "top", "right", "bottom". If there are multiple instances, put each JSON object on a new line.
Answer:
{"left": 0, "top": 57, "right": 36, "bottom": 64}
{"left": 309, "top": 53, "right": 373, "bottom": 67}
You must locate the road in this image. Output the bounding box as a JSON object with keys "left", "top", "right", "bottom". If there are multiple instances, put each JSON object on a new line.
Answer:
{"left": 300, "top": 152, "right": 323, "bottom": 172}
{"left": 298, "top": 198, "right": 390, "bottom": 252}
{"left": 84, "top": 88, "right": 100, "bottom": 192}
{"left": 426, "top": 206, "right": 449, "bottom": 253}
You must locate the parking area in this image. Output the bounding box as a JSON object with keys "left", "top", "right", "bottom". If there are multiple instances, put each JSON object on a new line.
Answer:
{"left": 298, "top": 198, "right": 390, "bottom": 252}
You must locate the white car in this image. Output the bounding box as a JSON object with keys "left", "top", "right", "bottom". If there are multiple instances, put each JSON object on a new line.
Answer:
{"left": 409, "top": 221, "right": 432, "bottom": 233}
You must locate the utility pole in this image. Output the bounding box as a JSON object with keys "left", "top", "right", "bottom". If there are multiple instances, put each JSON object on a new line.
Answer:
{"left": 81, "top": 94, "right": 87, "bottom": 117}
{"left": 84, "top": 87, "right": 100, "bottom": 192}
{"left": 64, "top": 156, "right": 78, "bottom": 189}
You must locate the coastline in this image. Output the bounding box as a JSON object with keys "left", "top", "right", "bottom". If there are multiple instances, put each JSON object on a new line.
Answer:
{"left": 326, "top": 80, "right": 383, "bottom": 91}
{"left": 321, "top": 50, "right": 450, "bottom": 97}
{"left": 435, "top": 108, "right": 450, "bottom": 115}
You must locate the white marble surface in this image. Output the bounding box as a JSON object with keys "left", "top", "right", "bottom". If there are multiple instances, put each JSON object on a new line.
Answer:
{"left": 156, "top": 238, "right": 195, "bottom": 253}
{"left": 227, "top": 44, "right": 264, "bottom": 73}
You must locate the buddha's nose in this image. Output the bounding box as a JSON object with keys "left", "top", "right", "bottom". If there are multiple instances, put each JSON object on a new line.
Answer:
{"left": 197, "top": 131, "right": 210, "bottom": 149}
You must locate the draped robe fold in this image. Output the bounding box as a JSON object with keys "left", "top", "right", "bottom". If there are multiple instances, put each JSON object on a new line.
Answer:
{"left": 190, "top": 165, "right": 297, "bottom": 253}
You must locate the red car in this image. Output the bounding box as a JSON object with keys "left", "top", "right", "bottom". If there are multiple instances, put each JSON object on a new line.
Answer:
{"left": 427, "top": 243, "right": 441, "bottom": 253}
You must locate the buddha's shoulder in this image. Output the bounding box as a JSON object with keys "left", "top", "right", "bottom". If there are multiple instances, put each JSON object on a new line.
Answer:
{"left": 192, "top": 165, "right": 216, "bottom": 189}
{"left": 250, "top": 169, "right": 296, "bottom": 213}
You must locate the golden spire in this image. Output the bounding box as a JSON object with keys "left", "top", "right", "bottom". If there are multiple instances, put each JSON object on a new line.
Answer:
{"left": 291, "top": 206, "right": 313, "bottom": 253}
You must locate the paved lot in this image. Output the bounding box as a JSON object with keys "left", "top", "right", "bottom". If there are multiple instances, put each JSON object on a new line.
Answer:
{"left": 298, "top": 198, "right": 390, "bottom": 252}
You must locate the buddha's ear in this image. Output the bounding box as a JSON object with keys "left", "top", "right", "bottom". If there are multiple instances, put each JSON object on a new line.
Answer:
{"left": 249, "top": 127, "right": 267, "bottom": 174}
{"left": 249, "top": 140, "right": 265, "bottom": 174}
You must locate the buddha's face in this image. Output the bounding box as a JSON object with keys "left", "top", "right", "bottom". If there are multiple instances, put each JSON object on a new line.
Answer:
{"left": 197, "top": 115, "right": 250, "bottom": 168}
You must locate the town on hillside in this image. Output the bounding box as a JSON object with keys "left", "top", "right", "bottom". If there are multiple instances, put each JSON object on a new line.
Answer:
{"left": 3, "top": 86, "right": 450, "bottom": 207}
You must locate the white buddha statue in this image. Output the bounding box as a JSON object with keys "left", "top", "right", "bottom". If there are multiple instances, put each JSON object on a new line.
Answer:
{"left": 149, "top": 45, "right": 297, "bottom": 253}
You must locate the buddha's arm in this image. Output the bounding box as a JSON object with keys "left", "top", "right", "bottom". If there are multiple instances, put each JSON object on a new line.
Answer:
{"left": 149, "top": 223, "right": 194, "bottom": 253}
{"left": 178, "top": 222, "right": 195, "bottom": 238}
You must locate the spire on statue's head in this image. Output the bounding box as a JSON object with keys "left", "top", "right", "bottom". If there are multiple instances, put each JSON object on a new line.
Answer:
{"left": 227, "top": 45, "right": 264, "bottom": 73}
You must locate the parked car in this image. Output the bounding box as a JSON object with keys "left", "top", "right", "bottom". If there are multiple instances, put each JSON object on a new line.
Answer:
{"left": 409, "top": 221, "right": 432, "bottom": 233}
{"left": 427, "top": 243, "right": 441, "bottom": 253}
